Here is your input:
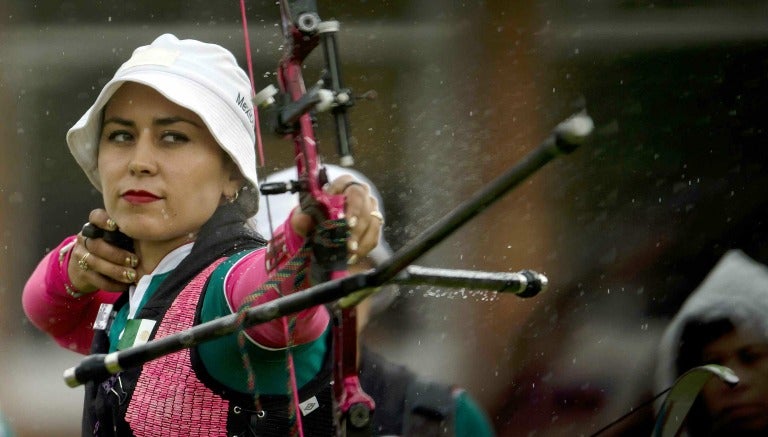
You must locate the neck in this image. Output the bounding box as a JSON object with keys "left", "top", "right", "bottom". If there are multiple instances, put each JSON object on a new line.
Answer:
{"left": 134, "top": 236, "right": 195, "bottom": 278}
{"left": 128, "top": 204, "right": 259, "bottom": 281}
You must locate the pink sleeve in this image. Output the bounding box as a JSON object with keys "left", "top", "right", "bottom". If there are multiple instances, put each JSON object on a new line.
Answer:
{"left": 225, "top": 215, "right": 329, "bottom": 349}
{"left": 22, "top": 236, "right": 120, "bottom": 355}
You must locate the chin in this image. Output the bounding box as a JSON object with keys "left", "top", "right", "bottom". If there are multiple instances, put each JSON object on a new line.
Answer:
{"left": 117, "top": 222, "right": 169, "bottom": 242}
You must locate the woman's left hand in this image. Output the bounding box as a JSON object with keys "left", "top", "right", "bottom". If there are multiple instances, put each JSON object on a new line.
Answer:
{"left": 291, "top": 175, "right": 383, "bottom": 264}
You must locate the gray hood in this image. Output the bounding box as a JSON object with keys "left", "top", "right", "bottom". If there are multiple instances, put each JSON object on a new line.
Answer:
{"left": 655, "top": 249, "right": 768, "bottom": 393}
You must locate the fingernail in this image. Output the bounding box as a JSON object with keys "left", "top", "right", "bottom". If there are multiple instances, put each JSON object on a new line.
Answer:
{"left": 349, "top": 240, "right": 359, "bottom": 252}
{"left": 348, "top": 216, "right": 358, "bottom": 229}
{"left": 123, "top": 269, "right": 136, "bottom": 283}
{"left": 106, "top": 218, "right": 118, "bottom": 231}
{"left": 126, "top": 255, "right": 138, "bottom": 268}
{"left": 347, "top": 254, "right": 359, "bottom": 265}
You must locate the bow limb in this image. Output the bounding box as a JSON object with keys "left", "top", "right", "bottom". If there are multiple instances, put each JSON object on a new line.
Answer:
{"left": 652, "top": 365, "right": 739, "bottom": 437}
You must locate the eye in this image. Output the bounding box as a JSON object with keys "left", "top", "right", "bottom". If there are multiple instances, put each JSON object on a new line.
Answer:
{"left": 107, "top": 130, "right": 133, "bottom": 143}
{"left": 738, "top": 346, "right": 768, "bottom": 366}
{"left": 160, "top": 131, "right": 190, "bottom": 144}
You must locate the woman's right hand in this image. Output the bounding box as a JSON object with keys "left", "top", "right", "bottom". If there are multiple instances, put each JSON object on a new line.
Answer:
{"left": 67, "top": 209, "right": 139, "bottom": 294}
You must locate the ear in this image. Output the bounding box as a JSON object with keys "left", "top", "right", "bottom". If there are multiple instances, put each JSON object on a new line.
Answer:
{"left": 224, "top": 179, "right": 244, "bottom": 200}
{"left": 222, "top": 158, "right": 245, "bottom": 197}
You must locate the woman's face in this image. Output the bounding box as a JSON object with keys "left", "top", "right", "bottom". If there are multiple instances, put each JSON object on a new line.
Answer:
{"left": 97, "top": 82, "right": 240, "bottom": 246}
{"left": 700, "top": 326, "right": 768, "bottom": 434}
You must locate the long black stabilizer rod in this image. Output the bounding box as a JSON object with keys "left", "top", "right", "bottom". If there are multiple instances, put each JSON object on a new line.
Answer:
{"left": 63, "top": 111, "right": 593, "bottom": 388}
{"left": 395, "top": 266, "right": 548, "bottom": 297}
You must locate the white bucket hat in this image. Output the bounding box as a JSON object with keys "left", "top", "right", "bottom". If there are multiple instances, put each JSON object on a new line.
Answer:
{"left": 66, "top": 33, "right": 259, "bottom": 215}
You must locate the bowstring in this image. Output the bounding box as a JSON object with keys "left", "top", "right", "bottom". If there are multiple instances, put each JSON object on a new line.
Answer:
{"left": 238, "top": 2, "right": 303, "bottom": 435}
{"left": 589, "top": 386, "right": 672, "bottom": 437}
{"left": 239, "top": 0, "right": 266, "bottom": 166}
{"left": 240, "top": 0, "right": 276, "bottom": 242}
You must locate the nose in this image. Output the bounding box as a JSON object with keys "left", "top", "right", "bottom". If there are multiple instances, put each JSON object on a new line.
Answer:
{"left": 128, "top": 130, "right": 158, "bottom": 176}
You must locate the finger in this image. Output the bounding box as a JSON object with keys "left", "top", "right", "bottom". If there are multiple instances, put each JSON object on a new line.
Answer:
{"left": 324, "top": 176, "right": 380, "bottom": 263}
{"left": 326, "top": 175, "right": 353, "bottom": 195}
{"left": 88, "top": 209, "right": 119, "bottom": 231}
{"left": 81, "top": 269, "right": 131, "bottom": 293}
{"left": 72, "top": 245, "right": 137, "bottom": 286}
{"left": 355, "top": 211, "right": 383, "bottom": 259}
{"left": 347, "top": 221, "right": 381, "bottom": 265}
{"left": 347, "top": 197, "right": 382, "bottom": 263}
{"left": 350, "top": 196, "right": 380, "bottom": 239}
{"left": 327, "top": 175, "right": 371, "bottom": 197}
{"left": 344, "top": 193, "right": 367, "bottom": 247}
{"left": 343, "top": 184, "right": 372, "bottom": 224}
{"left": 77, "top": 233, "right": 138, "bottom": 268}
{"left": 67, "top": 249, "right": 124, "bottom": 294}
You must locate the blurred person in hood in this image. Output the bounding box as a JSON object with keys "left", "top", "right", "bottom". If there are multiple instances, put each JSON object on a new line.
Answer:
{"left": 655, "top": 249, "right": 768, "bottom": 436}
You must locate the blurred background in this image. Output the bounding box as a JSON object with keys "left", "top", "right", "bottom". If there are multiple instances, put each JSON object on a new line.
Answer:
{"left": 2, "top": 0, "right": 768, "bottom": 435}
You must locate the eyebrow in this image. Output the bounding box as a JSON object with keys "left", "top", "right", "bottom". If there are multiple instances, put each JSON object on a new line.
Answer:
{"left": 102, "top": 116, "right": 202, "bottom": 128}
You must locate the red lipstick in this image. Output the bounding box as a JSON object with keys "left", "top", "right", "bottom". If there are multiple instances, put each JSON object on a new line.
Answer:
{"left": 122, "top": 190, "right": 161, "bottom": 204}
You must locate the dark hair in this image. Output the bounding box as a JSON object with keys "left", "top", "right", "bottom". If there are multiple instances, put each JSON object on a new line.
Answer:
{"left": 676, "top": 318, "right": 734, "bottom": 376}
{"left": 675, "top": 318, "right": 734, "bottom": 437}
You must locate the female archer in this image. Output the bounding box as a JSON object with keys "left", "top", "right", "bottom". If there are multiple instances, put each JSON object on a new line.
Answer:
{"left": 22, "top": 34, "right": 382, "bottom": 436}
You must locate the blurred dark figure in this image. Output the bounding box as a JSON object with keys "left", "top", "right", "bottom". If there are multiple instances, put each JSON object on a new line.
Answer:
{"left": 655, "top": 249, "right": 768, "bottom": 436}
{"left": 493, "top": 292, "right": 662, "bottom": 436}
